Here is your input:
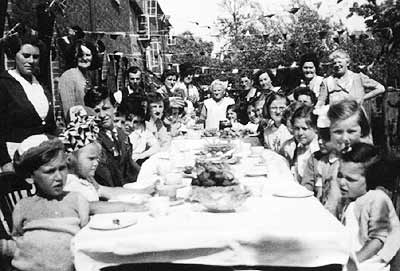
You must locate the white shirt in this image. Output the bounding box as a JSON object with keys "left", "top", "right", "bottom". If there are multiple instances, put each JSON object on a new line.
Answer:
{"left": 263, "top": 124, "right": 293, "bottom": 152}
{"left": 9, "top": 70, "right": 49, "bottom": 120}
{"left": 64, "top": 174, "right": 99, "bottom": 202}
{"left": 129, "top": 128, "right": 158, "bottom": 160}
{"left": 203, "top": 97, "right": 235, "bottom": 130}
{"left": 296, "top": 137, "right": 320, "bottom": 179}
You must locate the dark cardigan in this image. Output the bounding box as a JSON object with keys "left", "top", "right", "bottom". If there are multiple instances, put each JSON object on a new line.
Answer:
{"left": 0, "top": 71, "right": 56, "bottom": 166}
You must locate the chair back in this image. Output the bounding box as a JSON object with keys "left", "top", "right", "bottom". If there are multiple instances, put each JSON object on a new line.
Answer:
{"left": 0, "top": 172, "right": 35, "bottom": 235}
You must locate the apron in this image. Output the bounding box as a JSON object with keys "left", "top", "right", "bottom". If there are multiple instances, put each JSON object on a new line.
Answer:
{"left": 342, "top": 202, "right": 390, "bottom": 271}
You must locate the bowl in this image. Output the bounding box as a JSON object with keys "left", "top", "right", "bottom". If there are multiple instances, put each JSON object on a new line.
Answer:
{"left": 190, "top": 185, "right": 250, "bottom": 212}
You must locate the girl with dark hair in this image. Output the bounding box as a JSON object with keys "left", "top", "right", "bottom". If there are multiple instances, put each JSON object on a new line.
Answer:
{"left": 128, "top": 106, "right": 160, "bottom": 163}
{"left": 226, "top": 104, "right": 244, "bottom": 131}
{"left": 260, "top": 93, "right": 292, "bottom": 152}
{"left": 146, "top": 92, "right": 171, "bottom": 148}
{"left": 0, "top": 35, "right": 56, "bottom": 172}
{"left": 59, "top": 40, "right": 99, "bottom": 117}
{"left": 328, "top": 99, "right": 372, "bottom": 152}
{"left": 339, "top": 143, "right": 400, "bottom": 271}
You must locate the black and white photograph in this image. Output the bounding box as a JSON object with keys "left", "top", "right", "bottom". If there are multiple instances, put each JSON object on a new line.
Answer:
{"left": 1, "top": 0, "right": 400, "bottom": 270}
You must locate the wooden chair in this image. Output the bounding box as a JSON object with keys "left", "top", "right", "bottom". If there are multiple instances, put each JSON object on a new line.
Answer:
{"left": 0, "top": 172, "right": 35, "bottom": 234}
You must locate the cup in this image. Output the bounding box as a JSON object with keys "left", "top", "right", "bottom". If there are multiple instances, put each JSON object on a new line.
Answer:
{"left": 148, "top": 196, "right": 170, "bottom": 217}
{"left": 165, "top": 173, "right": 182, "bottom": 185}
{"left": 157, "top": 185, "right": 178, "bottom": 200}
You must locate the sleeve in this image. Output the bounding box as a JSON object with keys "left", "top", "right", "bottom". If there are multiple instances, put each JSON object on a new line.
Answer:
{"left": 0, "top": 239, "right": 16, "bottom": 257}
{"left": 368, "top": 194, "right": 391, "bottom": 243}
{"left": 58, "top": 71, "right": 76, "bottom": 118}
{"left": 0, "top": 82, "right": 11, "bottom": 166}
{"left": 74, "top": 193, "right": 90, "bottom": 228}
{"left": 317, "top": 79, "right": 329, "bottom": 106}
{"left": 11, "top": 202, "right": 25, "bottom": 237}
{"left": 359, "top": 72, "right": 384, "bottom": 94}
{"left": 301, "top": 155, "right": 316, "bottom": 192}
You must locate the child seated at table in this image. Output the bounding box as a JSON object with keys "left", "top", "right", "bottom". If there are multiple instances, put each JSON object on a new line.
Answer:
{"left": 226, "top": 104, "right": 244, "bottom": 131}
{"left": 146, "top": 92, "right": 171, "bottom": 149}
{"left": 128, "top": 107, "right": 160, "bottom": 164}
{"left": 243, "top": 102, "right": 259, "bottom": 134}
{"left": 11, "top": 134, "right": 89, "bottom": 271}
{"left": 200, "top": 79, "right": 235, "bottom": 130}
{"left": 279, "top": 104, "right": 319, "bottom": 182}
{"left": 260, "top": 93, "right": 292, "bottom": 152}
{"left": 339, "top": 143, "right": 400, "bottom": 271}
{"left": 60, "top": 116, "right": 153, "bottom": 213}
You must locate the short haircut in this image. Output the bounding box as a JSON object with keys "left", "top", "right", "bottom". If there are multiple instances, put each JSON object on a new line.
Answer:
{"left": 126, "top": 66, "right": 142, "bottom": 76}
{"left": 161, "top": 69, "right": 178, "bottom": 82}
{"left": 299, "top": 53, "right": 320, "bottom": 74}
{"left": 329, "top": 49, "right": 350, "bottom": 63}
{"left": 227, "top": 104, "right": 241, "bottom": 115}
{"left": 328, "top": 99, "right": 370, "bottom": 137}
{"left": 127, "top": 106, "right": 147, "bottom": 125}
{"left": 13, "top": 137, "right": 64, "bottom": 179}
{"left": 210, "top": 79, "right": 227, "bottom": 91}
{"left": 240, "top": 71, "right": 253, "bottom": 81}
{"left": 293, "top": 87, "right": 317, "bottom": 105}
{"left": 5, "top": 34, "right": 45, "bottom": 58}
{"left": 262, "top": 92, "right": 289, "bottom": 119}
{"left": 291, "top": 104, "right": 318, "bottom": 129}
{"left": 84, "top": 86, "right": 116, "bottom": 108}
{"left": 340, "top": 142, "right": 388, "bottom": 190}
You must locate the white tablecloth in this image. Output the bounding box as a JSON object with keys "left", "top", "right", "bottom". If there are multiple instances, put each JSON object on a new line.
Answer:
{"left": 73, "top": 138, "right": 350, "bottom": 271}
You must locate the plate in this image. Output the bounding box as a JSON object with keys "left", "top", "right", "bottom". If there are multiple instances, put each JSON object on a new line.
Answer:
{"left": 245, "top": 167, "right": 268, "bottom": 177}
{"left": 170, "top": 198, "right": 185, "bottom": 206}
{"left": 272, "top": 186, "right": 314, "bottom": 198}
{"left": 89, "top": 215, "right": 138, "bottom": 230}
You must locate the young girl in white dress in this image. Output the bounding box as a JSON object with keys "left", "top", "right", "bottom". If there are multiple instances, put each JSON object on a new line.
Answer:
{"left": 339, "top": 143, "right": 400, "bottom": 271}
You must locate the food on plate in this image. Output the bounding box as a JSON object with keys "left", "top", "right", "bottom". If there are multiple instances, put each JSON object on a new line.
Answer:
{"left": 191, "top": 159, "right": 237, "bottom": 187}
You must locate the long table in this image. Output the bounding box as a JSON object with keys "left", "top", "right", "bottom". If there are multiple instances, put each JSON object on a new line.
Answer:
{"left": 72, "top": 137, "right": 350, "bottom": 271}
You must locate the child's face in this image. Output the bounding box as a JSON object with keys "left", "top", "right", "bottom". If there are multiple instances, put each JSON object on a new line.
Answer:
{"left": 247, "top": 105, "right": 258, "bottom": 123}
{"left": 75, "top": 143, "right": 100, "bottom": 179}
{"left": 330, "top": 114, "right": 362, "bottom": 152}
{"left": 130, "top": 115, "right": 143, "bottom": 131}
{"left": 293, "top": 118, "right": 317, "bottom": 146}
{"left": 338, "top": 161, "right": 367, "bottom": 199}
{"left": 268, "top": 98, "right": 287, "bottom": 124}
{"left": 255, "top": 100, "right": 265, "bottom": 119}
{"left": 149, "top": 101, "right": 164, "bottom": 120}
{"left": 297, "top": 94, "right": 313, "bottom": 106}
{"left": 227, "top": 109, "right": 237, "bottom": 122}
{"left": 211, "top": 85, "right": 225, "bottom": 101}
{"left": 113, "top": 115, "right": 126, "bottom": 130}
{"left": 32, "top": 151, "right": 68, "bottom": 198}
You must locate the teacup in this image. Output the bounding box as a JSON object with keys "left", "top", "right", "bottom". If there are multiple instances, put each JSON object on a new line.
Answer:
{"left": 157, "top": 185, "right": 178, "bottom": 200}
{"left": 165, "top": 173, "right": 182, "bottom": 186}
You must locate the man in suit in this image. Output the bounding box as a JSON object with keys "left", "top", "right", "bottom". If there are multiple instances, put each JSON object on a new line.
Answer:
{"left": 84, "top": 86, "right": 139, "bottom": 187}
{"left": 113, "top": 66, "right": 146, "bottom": 105}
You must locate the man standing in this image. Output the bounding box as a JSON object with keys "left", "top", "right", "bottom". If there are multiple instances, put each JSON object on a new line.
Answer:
{"left": 114, "top": 66, "right": 146, "bottom": 105}
{"left": 85, "top": 86, "right": 139, "bottom": 187}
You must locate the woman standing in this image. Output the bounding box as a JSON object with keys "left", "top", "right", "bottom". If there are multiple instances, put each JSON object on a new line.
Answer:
{"left": 298, "top": 53, "right": 323, "bottom": 98}
{"left": 0, "top": 35, "right": 56, "bottom": 172}
{"left": 316, "top": 50, "right": 385, "bottom": 120}
{"left": 58, "top": 40, "right": 98, "bottom": 117}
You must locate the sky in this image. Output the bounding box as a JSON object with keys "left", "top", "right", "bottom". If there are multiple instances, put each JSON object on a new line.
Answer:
{"left": 157, "top": 0, "right": 369, "bottom": 41}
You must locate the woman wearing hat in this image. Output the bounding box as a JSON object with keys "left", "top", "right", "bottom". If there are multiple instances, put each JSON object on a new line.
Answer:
{"left": 173, "top": 63, "right": 200, "bottom": 106}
